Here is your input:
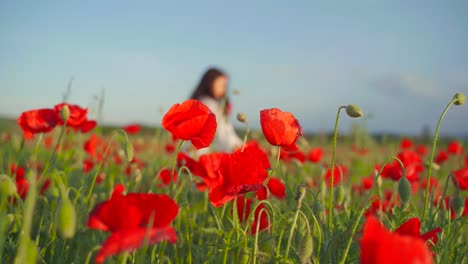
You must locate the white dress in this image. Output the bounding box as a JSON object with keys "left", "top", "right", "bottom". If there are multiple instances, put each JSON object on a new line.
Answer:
{"left": 197, "top": 96, "right": 242, "bottom": 154}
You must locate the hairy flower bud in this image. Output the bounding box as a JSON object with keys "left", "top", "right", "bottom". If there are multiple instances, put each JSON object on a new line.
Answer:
{"left": 398, "top": 176, "right": 412, "bottom": 206}
{"left": 453, "top": 93, "right": 466, "bottom": 106}
{"left": 237, "top": 112, "right": 247, "bottom": 123}
{"left": 60, "top": 104, "right": 70, "bottom": 123}
{"left": 0, "top": 174, "right": 17, "bottom": 197}
{"left": 345, "top": 104, "right": 363, "bottom": 118}
{"left": 57, "top": 196, "right": 76, "bottom": 239}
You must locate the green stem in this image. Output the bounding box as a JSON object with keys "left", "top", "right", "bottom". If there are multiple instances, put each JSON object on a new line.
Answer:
{"left": 422, "top": 99, "right": 456, "bottom": 223}
{"left": 264, "top": 146, "right": 282, "bottom": 186}
{"left": 15, "top": 125, "right": 66, "bottom": 264}
{"left": 327, "top": 106, "right": 346, "bottom": 230}
{"left": 283, "top": 188, "right": 305, "bottom": 263}
{"left": 170, "top": 140, "right": 184, "bottom": 195}
{"left": 240, "top": 121, "right": 251, "bottom": 152}
{"left": 85, "top": 132, "right": 118, "bottom": 207}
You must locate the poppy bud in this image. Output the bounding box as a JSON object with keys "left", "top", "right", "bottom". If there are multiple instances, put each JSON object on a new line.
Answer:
{"left": 452, "top": 195, "right": 464, "bottom": 217}
{"left": 237, "top": 112, "right": 247, "bottom": 123}
{"left": 295, "top": 184, "right": 306, "bottom": 202}
{"left": 453, "top": 93, "right": 466, "bottom": 106}
{"left": 298, "top": 231, "right": 313, "bottom": 263}
{"left": 57, "top": 196, "right": 76, "bottom": 239}
{"left": 398, "top": 176, "right": 412, "bottom": 206}
{"left": 124, "top": 142, "right": 134, "bottom": 162}
{"left": 60, "top": 104, "right": 70, "bottom": 123}
{"left": 0, "top": 174, "right": 17, "bottom": 197}
{"left": 334, "top": 185, "right": 345, "bottom": 205}
{"left": 345, "top": 104, "right": 363, "bottom": 118}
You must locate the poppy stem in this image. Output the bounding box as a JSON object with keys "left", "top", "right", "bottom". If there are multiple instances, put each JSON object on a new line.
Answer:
{"left": 170, "top": 140, "right": 185, "bottom": 195}
{"left": 284, "top": 185, "right": 306, "bottom": 263}
{"left": 422, "top": 98, "right": 456, "bottom": 223}
{"left": 327, "top": 106, "right": 346, "bottom": 230}
{"left": 15, "top": 123, "right": 66, "bottom": 264}
{"left": 264, "top": 146, "right": 281, "bottom": 186}
{"left": 240, "top": 121, "right": 251, "bottom": 152}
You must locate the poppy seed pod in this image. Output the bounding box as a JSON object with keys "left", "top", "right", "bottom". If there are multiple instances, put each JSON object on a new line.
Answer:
{"left": 237, "top": 112, "right": 247, "bottom": 123}
{"left": 453, "top": 93, "right": 466, "bottom": 106}
{"left": 398, "top": 176, "right": 412, "bottom": 206}
{"left": 57, "top": 197, "right": 77, "bottom": 239}
{"left": 0, "top": 174, "right": 17, "bottom": 197}
{"left": 60, "top": 104, "right": 70, "bottom": 123}
{"left": 452, "top": 195, "right": 464, "bottom": 217}
{"left": 345, "top": 104, "right": 363, "bottom": 118}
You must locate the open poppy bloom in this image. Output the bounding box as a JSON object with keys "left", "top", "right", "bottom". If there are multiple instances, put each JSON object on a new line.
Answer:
{"left": 360, "top": 216, "right": 433, "bottom": 264}
{"left": 260, "top": 108, "right": 302, "bottom": 151}
{"left": 308, "top": 147, "right": 323, "bottom": 163}
{"left": 55, "top": 102, "right": 89, "bottom": 128}
{"left": 162, "top": 99, "right": 217, "bottom": 149}
{"left": 447, "top": 140, "right": 463, "bottom": 155}
{"left": 17, "top": 108, "right": 59, "bottom": 139}
{"left": 394, "top": 218, "right": 442, "bottom": 248}
{"left": 123, "top": 124, "right": 141, "bottom": 134}
{"left": 452, "top": 167, "right": 468, "bottom": 190}
{"left": 87, "top": 191, "right": 179, "bottom": 263}
{"left": 209, "top": 149, "right": 269, "bottom": 207}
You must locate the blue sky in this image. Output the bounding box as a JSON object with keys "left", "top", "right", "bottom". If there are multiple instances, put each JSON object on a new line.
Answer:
{"left": 1, "top": 1, "right": 467, "bottom": 135}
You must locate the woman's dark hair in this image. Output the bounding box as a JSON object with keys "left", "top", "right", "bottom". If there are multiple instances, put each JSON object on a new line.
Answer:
{"left": 190, "top": 67, "right": 230, "bottom": 115}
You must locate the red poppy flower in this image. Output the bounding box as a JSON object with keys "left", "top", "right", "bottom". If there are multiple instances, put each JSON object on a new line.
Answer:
{"left": 17, "top": 108, "right": 59, "bottom": 139}
{"left": 448, "top": 140, "right": 463, "bottom": 155}
{"left": 87, "top": 192, "right": 178, "bottom": 263}
{"left": 177, "top": 152, "right": 228, "bottom": 191}
{"left": 280, "top": 149, "right": 306, "bottom": 163}
{"left": 400, "top": 138, "right": 413, "bottom": 149}
{"left": 79, "top": 119, "right": 97, "bottom": 133}
{"left": 157, "top": 168, "right": 178, "bottom": 186}
{"left": 165, "top": 143, "right": 176, "bottom": 154}
{"left": 162, "top": 99, "right": 217, "bottom": 149}
{"left": 84, "top": 134, "right": 104, "bottom": 160}
{"left": 360, "top": 216, "right": 433, "bottom": 264}
{"left": 308, "top": 147, "right": 323, "bottom": 163}
{"left": 234, "top": 141, "right": 271, "bottom": 169}
{"left": 325, "top": 165, "right": 348, "bottom": 187}
{"left": 54, "top": 103, "right": 88, "bottom": 128}
{"left": 260, "top": 108, "right": 302, "bottom": 151}
{"left": 361, "top": 175, "right": 374, "bottom": 190}
{"left": 83, "top": 159, "right": 95, "bottom": 173}
{"left": 452, "top": 167, "right": 468, "bottom": 190}
{"left": 394, "top": 218, "right": 442, "bottom": 246}
{"left": 416, "top": 145, "right": 429, "bottom": 156}
{"left": 123, "top": 124, "right": 141, "bottom": 134}
{"left": 235, "top": 196, "right": 269, "bottom": 234}
{"left": 266, "top": 177, "right": 286, "bottom": 199}
{"left": 209, "top": 150, "right": 269, "bottom": 207}
{"left": 381, "top": 150, "right": 423, "bottom": 181}
{"left": 435, "top": 150, "right": 449, "bottom": 164}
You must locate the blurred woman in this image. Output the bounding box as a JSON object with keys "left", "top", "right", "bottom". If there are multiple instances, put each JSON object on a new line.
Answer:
{"left": 190, "top": 67, "right": 242, "bottom": 153}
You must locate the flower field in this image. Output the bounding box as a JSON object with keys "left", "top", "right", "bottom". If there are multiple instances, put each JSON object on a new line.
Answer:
{"left": 0, "top": 94, "right": 467, "bottom": 264}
